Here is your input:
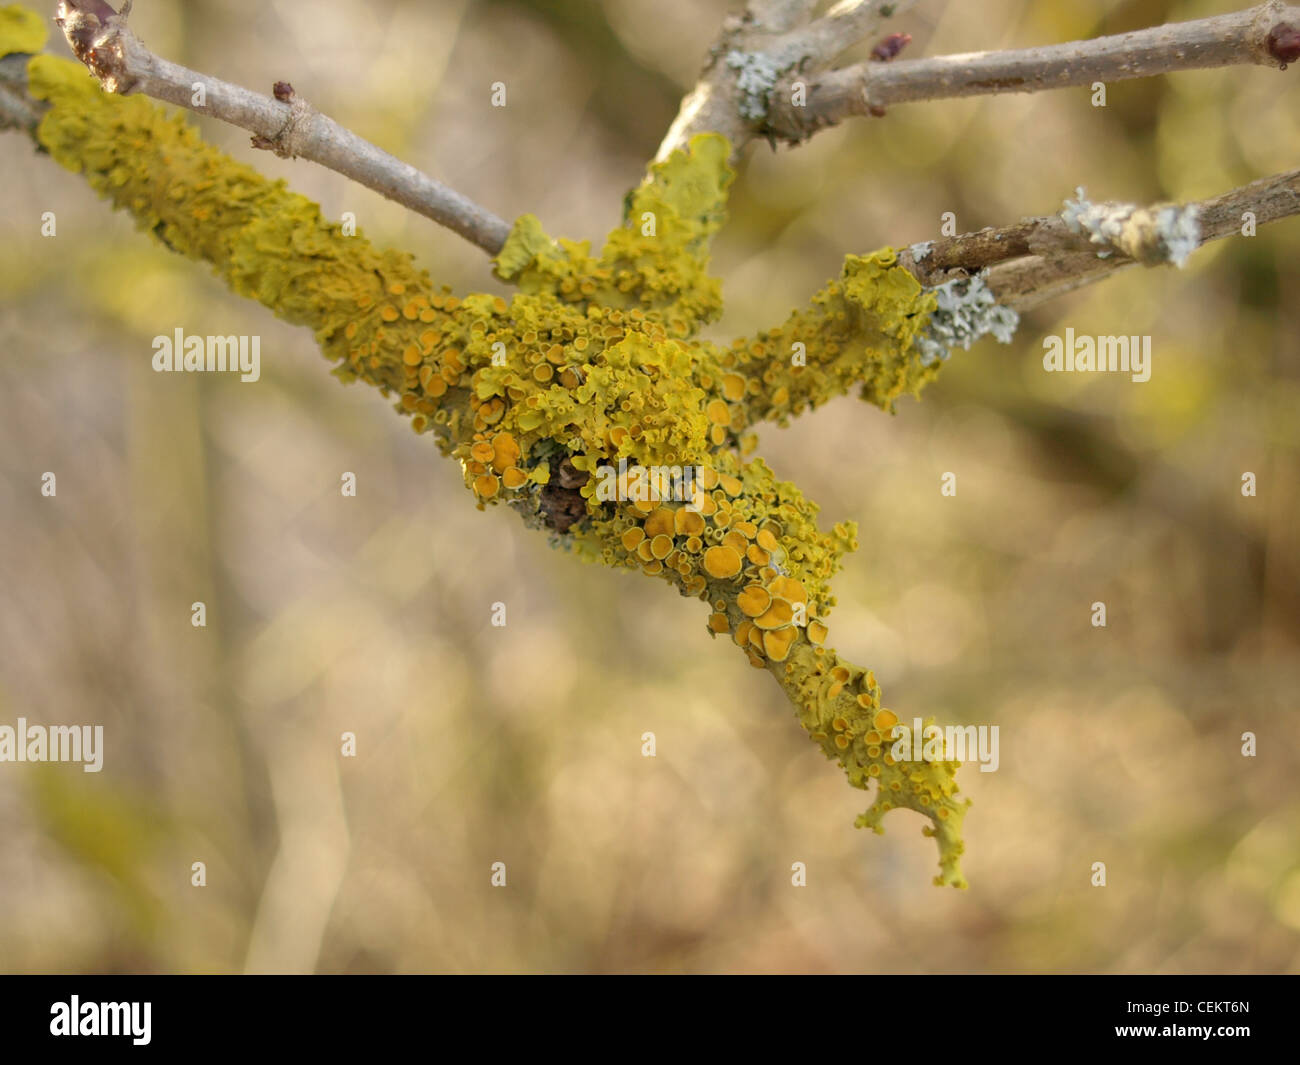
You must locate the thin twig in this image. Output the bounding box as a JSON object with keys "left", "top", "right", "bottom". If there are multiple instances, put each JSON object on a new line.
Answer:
{"left": 0, "top": 53, "right": 45, "bottom": 132}
{"left": 53, "top": 0, "right": 513, "bottom": 254}
{"left": 767, "top": 1, "right": 1300, "bottom": 142}
{"left": 899, "top": 169, "right": 1300, "bottom": 311}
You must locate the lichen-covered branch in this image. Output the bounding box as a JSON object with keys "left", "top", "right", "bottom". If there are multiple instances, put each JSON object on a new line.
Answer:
{"left": 696, "top": 171, "right": 1297, "bottom": 429}
{"left": 9, "top": 0, "right": 1295, "bottom": 890}
{"left": 766, "top": 1, "right": 1300, "bottom": 143}
{"left": 901, "top": 171, "right": 1300, "bottom": 311}
{"left": 50, "top": 0, "right": 512, "bottom": 254}
{"left": 719, "top": 250, "right": 941, "bottom": 428}
{"left": 3, "top": 10, "right": 970, "bottom": 885}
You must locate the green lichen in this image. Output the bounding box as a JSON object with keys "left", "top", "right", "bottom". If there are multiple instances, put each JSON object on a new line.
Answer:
{"left": 14, "top": 40, "right": 976, "bottom": 887}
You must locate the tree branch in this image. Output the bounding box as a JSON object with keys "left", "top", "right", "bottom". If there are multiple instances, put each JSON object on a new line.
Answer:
{"left": 767, "top": 0, "right": 1300, "bottom": 142}
{"left": 52, "top": 0, "right": 513, "bottom": 254}
{"left": 900, "top": 169, "right": 1300, "bottom": 311}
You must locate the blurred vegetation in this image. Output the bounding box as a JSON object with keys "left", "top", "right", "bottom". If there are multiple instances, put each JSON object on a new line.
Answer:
{"left": 0, "top": 0, "right": 1297, "bottom": 973}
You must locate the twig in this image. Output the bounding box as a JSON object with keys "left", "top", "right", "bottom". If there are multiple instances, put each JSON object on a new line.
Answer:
{"left": 900, "top": 169, "right": 1300, "bottom": 311}
{"left": 0, "top": 52, "right": 44, "bottom": 131}
{"left": 767, "top": 1, "right": 1300, "bottom": 142}
{"left": 53, "top": 0, "right": 512, "bottom": 254}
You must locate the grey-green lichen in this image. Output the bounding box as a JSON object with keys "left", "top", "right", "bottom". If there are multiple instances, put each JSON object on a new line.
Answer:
{"left": 908, "top": 240, "right": 934, "bottom": 262}
{"left": 1062, "top": 186, "right": 1201, "bottom": 267}
{"left": 914, "top": 272, "right": 1019, "bottom": 368}
{"left": 724, "top": 50, "right": 791, "bottom": 122}
{"left": 5, "top": 13, "right": 1004, "bottom": 887}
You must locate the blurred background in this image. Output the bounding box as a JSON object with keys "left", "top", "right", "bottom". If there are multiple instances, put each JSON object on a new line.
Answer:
{"left": 1, "top": 0, "right": 1297, "bottom": 973}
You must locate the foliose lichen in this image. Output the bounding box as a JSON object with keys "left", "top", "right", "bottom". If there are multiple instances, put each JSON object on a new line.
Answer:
{"left": 913, "top": 272, "right": 1020, "bottom": 368}
{"left": 1062, "top": 186, "right": 1201, "bottom": 267}
{"left": 8, "top": 14, "right": 994, "bottom": 886}
{"left": 724, "top": 49, "right": 790, "bottom": 122}
{"left": 908, "top": 239, "right": 934, "bottom": 262}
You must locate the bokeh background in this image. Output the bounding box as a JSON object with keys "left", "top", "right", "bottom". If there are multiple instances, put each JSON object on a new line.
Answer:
{"left": 1, "top": 0, "right": 1297, "bottom": 973}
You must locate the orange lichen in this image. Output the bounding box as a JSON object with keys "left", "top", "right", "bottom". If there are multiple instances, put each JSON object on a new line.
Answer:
{"left": 762, "top": 627, "right": 798, "bottom": 662}
{"left": 491, "top": 432, "right": 521, "bottom": 471}
{"left": 737, "top": 585, "right": 770, "bottom": 617}
{"left": 702, "top": 545, "right": 743, "bottom": 580}
{"left": 644, "top": 508, "right": 676, "bottom": 538}
{"left": 754, "top": 599, "right": 794, "bottom": 630}
{"left": 675, "top": 508, "right": 705, "bottom": 537}
{"left": 768, "top": 576, "right": 805, "bottom": 603}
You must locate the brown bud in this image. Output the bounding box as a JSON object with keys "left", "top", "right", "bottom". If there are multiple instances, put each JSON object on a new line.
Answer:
{"left": 1268, "top": 23, "right": 1300, "bottom": 70}
{"left": 870, "top": 32, "right": 912, "bottom": 63}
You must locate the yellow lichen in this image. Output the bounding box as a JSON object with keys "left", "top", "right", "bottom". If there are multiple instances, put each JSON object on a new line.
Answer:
{"left": 16, "top": 36, "right": 970, "bottom": 887}
{"left": 0, "top": 3, "right": 45, "bottom": 54}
